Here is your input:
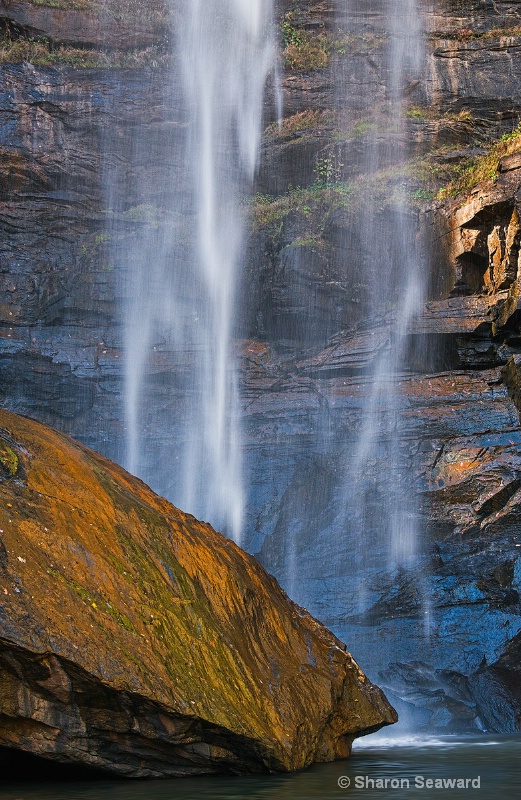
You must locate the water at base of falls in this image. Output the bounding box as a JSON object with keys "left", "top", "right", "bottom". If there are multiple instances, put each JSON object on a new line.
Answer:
{"left": 121, "top": 0, "right": 274, "bottom": 543}
{"left": 1, "top": 735, "right": 519, "bottom": 799}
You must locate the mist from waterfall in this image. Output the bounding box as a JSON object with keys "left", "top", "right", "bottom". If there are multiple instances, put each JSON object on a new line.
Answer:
{"left": 354, "top": 0, "right": 423, "bottom": 566}
{"left": 122, "top": 0, "right": 274, "bottom": 542}
{"left": 334, "top": 0, "right": 427, "bottom": 622}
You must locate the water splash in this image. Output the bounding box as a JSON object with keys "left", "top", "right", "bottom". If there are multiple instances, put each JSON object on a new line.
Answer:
{"left": 354, "top": 735, "right": 484, "bottom": 750}
{"left": 122, "top": 0, "right": 274, "bottom": 542}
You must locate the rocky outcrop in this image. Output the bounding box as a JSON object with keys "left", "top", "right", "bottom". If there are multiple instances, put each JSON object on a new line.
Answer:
{"left": 0, "top": 408, "right": 396, "bottom": 777}
{"left": 424, "top": 154, "right": 521, "bottom": 302}
{"left": 0, "top": 0, "right": 169, "bottom": 50}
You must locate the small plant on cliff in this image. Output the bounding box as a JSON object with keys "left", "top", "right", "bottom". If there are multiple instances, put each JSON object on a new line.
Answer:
{"left": 438, "top": 121, "right": 521, "bottom": 199}
{"left": 281, "top": 14, "right": 331, "bottom": 72}
{"left": 314, "top": 152, "right": 344, "bottom": 188}
{"left": 410, "top": 187, "right": 435, "bottom": 202}
{"left": 282, "top": 19, "right": 302, "bottom": 48}
{"left": 283, "top": 30, "right": 330, "bottom": 71}
{"left": 250, "top": 182, "right": 351, "bottom": 230}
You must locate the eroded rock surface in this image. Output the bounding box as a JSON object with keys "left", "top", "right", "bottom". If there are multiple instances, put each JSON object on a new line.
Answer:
{"left": 0, "top": 0, "right": 169, "bottom": 50}
{"left": 0, "top": 408, "right": 396, "bottom": 777}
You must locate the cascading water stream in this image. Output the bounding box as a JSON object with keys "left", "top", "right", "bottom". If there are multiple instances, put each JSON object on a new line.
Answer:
{"left": 349, "top": 0, "right": 424, "bottom": 581}
{"left": 122, "top": 0, "right": 274, "bottom": 543}
{"left": 330, "top": 0, "right": 429, "bottom": 641}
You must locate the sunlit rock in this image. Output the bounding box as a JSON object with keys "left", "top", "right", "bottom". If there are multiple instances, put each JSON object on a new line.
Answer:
{"left": 0, "top": 408, "right": 396, "bottom": 778}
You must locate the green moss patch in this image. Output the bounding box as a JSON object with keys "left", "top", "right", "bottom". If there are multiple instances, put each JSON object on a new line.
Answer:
{"left": 0, "top": 440, "right": 19, "bottom": 477}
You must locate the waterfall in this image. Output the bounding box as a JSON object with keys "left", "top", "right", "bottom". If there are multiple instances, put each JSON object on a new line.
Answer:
{"left": 348, "top": 0, "right": 424, "bottom": 585}
{"left": 328, "top": 0, "right": 427, "bottom": 636}
{"left": 121, "top": 0, "right": 274, "bottom": 542}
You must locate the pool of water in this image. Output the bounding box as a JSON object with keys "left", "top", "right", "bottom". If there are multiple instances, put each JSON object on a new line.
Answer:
{"left": 1, "top": 735, "right": 519, "bottom": 799}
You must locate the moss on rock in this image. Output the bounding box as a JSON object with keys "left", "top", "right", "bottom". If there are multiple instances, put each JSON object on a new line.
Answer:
{"left": 0, "top": 438, "right": 18, "bottom": 477}
{"left": 0, "top": 408, "right": 396, "bottom": 777}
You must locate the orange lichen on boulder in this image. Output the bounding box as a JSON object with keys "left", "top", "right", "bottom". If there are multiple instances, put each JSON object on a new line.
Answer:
{"left": 0, "top": 408, "right": 396, "bottom": 778}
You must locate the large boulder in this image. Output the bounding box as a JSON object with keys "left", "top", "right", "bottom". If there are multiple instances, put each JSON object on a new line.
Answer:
{"left": 0, "top": 408, "right": 396, "bottom": 778}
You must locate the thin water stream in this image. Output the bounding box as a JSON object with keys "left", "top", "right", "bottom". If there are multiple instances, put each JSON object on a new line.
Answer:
{"left": 337, "top": 0, "right": 426, "bottom": 614}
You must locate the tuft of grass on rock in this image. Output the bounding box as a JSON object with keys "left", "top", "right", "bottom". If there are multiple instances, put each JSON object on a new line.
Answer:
{"left": 251, "top": 183, "right": 351, "bottom": 230}
{"left": 281, "top": 14, "right": 365, "bottom": 73}
{"left": 265, "top": 109, "right": 335, "bottom": 139}
{"left": 283, "top": 29, "right": 330, "bottom": 72}
{"left": 438, "top": 122, "right": 521, "bottom": 199}
{"left": 406, "top": 106, "right": 474, "bottom": 124}
{"left": 0, "top": 35, "right": 168, "bottom": 68}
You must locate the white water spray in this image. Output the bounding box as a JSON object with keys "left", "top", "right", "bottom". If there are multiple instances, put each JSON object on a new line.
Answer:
{"left": 340, "top": 0, "right": 426, "bottom": 608}
{"left": 123, "top": 0, "right": 274, "bottom": 542}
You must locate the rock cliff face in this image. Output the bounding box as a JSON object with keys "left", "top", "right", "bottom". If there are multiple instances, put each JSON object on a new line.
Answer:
{"left": 247, "top": 0, "right": 521, "bottom": 732}
{"left": 0, "top": 408, "right": 396, "bottom": 777}
{"left": 0, "top": 59, "right": 183, "bottom": 457}
{"left": 0, "top": 0, "right": 168, "bottom": 50}
{"left": 1, "top": 0, "right": 521, "bottom": 733}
